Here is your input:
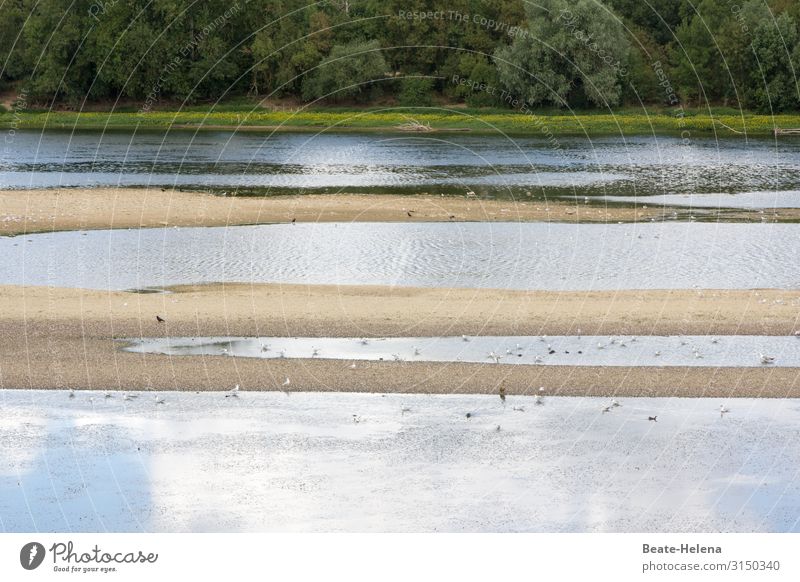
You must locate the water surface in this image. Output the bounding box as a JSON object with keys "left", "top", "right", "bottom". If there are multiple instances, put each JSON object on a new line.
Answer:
{"left": 4, "top": 130, "right": 800, "bottom": 205}
{"left": 124, "top": 335, "right": 800, "bottom": 368}
{"left": 2, "top": 390, "right": 799, "bottom": 532}
{"left": 2, "top": 222, "right": 798, "bottom": 290}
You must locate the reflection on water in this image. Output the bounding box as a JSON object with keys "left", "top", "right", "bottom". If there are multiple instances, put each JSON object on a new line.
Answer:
{"left": 1, "top": 222, "right": 799, "bottom": 290}
{"left": 2, "top": 390, "right": 799, "bottom": 532}
{"left": 3, "top": 130, "right": 800, "bottom": 202}
{"left": 124, "top": 335, "right": 800, "bottom": 368}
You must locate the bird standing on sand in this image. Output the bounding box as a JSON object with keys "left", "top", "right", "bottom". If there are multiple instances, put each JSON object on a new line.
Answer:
{"left": 499, "top": 382, "right": 506, "bottom": 404}
{"left": 156, "top": 315, "right": 165, "bottom": 323}
{"left": 283, "top": 377, "right": 291, "bottom": 388}
{"left": 226, "top": 384, "right": 240, "bottom": 398}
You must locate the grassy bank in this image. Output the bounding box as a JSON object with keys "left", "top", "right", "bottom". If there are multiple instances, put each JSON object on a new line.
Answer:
{"left": 1, "top": 105, "right": 797, "bottom": 136}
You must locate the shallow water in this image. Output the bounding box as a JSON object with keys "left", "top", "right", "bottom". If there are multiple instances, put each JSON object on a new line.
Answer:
{"left": 4, "top": 130, "right": 800, "bottom": 203}
{"left": 2, "top": 390, "right": 799, "bottom": 532}
{"left": 124, "top": 335, "right": 800, "bottom": 368}
{"left": 2, "top": 222, "right": 799, "bottom": 290}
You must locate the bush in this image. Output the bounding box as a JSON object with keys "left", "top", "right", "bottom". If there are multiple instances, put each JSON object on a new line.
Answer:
{"left": 398, "top": 77, "right": 434, "bottom": 106}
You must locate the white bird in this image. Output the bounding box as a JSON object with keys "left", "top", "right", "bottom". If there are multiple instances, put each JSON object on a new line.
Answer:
{"left": 539, "top": 386, "right": 545, "bottom": 393}
{"left": 719, "top": 404, "right": 730, "bottom": 417}
{"left": 68, "top": 389, "right": 75, "bottom": 398}
{"left": 261, "top": 344, "right": 270, "bottom": 352}
{"left": 794, "top": 330, "right": 800, "bottom": 338}
{"left": 487, "top": 352, "right": 503, "bottom": 363}
{"left": 597, "top": 343, "right": 604, "bottom": 349}
{"left": 693, "top": 349, "right": 703, "bottom": 359}
{"left": 760, "top": 353, "right": 775, "bottom": 365}
{"left": 123, "top": 393, "right": 134, "bottom": 401}
{"left": 392, "top": 353, "right": 403, "bottom": 361}
{"left": 348, "top": 362, "right": 357, "bottom": 369}
{"left": 283, "top": 377, "right": 291, "bottom": 387}
{"left": 104, "top": 391, "right": 112, "bottom": 398}
{"left": 225, "top": 384, "right": 240, "bottom": 398}
{"left": 711, "top": 337, "right": 719, "bottom": 344}
{"left": 654, "top": 351, "right": 661, "bottom": 357}
{"left": 611, "top": 399, "right": 621, "bottom": 408}
{"left": 461, "top": 335, "right": 470, "bottom": 342}
{"left": 155, "top": 395, "right": 165, "bottom": 405}
{"left": 360, "top": 338, "right": 369, "bottom": 345}
{"left": 535, "top": 395, "right": 544, "bottom": 405}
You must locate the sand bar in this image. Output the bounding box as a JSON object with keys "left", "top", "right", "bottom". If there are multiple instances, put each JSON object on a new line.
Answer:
{"left": 0, "top": 283, "right": 797, "bottom": 395}
{"left": 2, "top": 188, "right": 798, "bottom": 236}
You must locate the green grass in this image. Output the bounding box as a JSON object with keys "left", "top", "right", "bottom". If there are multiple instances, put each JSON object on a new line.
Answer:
{"left": 0, "top": 104, "right": 796, "bottom": 136}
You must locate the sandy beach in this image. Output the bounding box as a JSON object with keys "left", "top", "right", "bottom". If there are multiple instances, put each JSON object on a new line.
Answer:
{"left": 2, "top": 188, "right": 798, "bottom": 237}
{"left": 0, "top": 283, "right": 797, "bottom": 396}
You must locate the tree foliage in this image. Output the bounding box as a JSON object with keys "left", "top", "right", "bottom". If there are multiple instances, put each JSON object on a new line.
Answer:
{"left": 0, "top": 0, "right": 798, "bottom": 111}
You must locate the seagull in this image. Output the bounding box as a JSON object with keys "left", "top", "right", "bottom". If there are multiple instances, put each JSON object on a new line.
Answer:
{"left": 156, "top": 315, "right": 165, "bottom": 323}
{"left": 68, "top": 389, "right": 75, "bottom": 398}
{"left": 512, "top": 406, "right": 525, "bottom": 412}
{"left": 401, "top": 407, "right": 411, "bottom": 416}
{"left": 352, "top": 415, "right": 362, "bottom": 424}
{"left": 360, "top": 338, "right": 369, "bottom": 345}
{"left": 155, "top": 395, "right": 165, "bottom": 405}
{"left": 348, "top": 362, "right": 357, "bottom": 369}
{"left": 654, "top": 351, "right": 661, "bottom": 357}
{"left": 601, "top": 405, "right": 612, "bottom": 413}
{"left": 225, "top": 384, "right": 240, "bottom": 398}
{"left": 597, "top": 343, "right": 604, "bottom": 349}
{"left": 539, "top": 386, "right": 545, "bottom": 393}
{"left": 261, "top": 344, "right": 270, "bottom": 352}
{"left": 711, "top": 337, "right": 719, "bottom": 344}
{"left": 535, "top": 395, "right": 544, "bottom": 405}
{"left": 794, "top": 330, "right": 800, "bottom": 338}
{"left": 283, "top": 377, "right": 291, "bottom": 387}
{"left": 719, "top": 404, "right": 730, "bottom": 417}
{"left": 104, "top": 391, "right": 112, "bottom": 398}
{"left": 461, "top": 335, "right": 470, "bottom": 342}
{"left": 611, "top": 399, "right": 621, "bottom": 408}
{"left": 487, "top": 352, "right": 503, "bottom": 364}
{"left": 123, "top": 393, "right": 135, "bottom": 401}
{"left": 312, "top": 348, "right": 320, "bottom": 357}
{"left": 648, "top": 415, "right": 657, "bottom": 422}
{"left": 760, "top": 353, "right": 775, "bottom": 365}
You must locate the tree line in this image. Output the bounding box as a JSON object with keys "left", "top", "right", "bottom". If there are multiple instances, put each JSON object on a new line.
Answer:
{"left": 1, "top": 0, "right": 799, "bottom": 112}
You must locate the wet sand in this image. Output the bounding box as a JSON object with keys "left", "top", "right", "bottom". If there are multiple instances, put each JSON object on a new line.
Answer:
{"left": 3, "top": 188, "right": 798, "bottom": 237}
{"left": 0, "top": 283, "right": 797, "bottom": 395}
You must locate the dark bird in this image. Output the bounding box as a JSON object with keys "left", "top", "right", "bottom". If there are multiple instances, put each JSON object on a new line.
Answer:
{"left": 465, "top": 412, "right": 473, "bottom": 419}
{"left": 499, "top": 382, "right": 506, "bottom": 404}
{"left": 449, "top": 215, "right": 456, "bottom": 220}
{"left": 155, "top": 315, "right": 165, "bottom": 323}
{"left": 291, "top": 218, "right": 296, "bottom": 224}
{"left": 648, "top": 416, "right": 658, "bottom": 422}
{"left": 407, "top": 211, "right": 413, "bottom": 217}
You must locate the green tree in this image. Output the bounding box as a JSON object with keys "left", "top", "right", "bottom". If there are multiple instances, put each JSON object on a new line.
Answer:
{"left": 301, "top": 39, "right": 387, "bottom": 102}
{"left": 494, "top": 0, "right": 631, "bottom": 108}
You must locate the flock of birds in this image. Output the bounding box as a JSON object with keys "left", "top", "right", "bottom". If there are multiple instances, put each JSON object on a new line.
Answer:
{"left": 213, "top": 330, "right": 799, "bottom": 367}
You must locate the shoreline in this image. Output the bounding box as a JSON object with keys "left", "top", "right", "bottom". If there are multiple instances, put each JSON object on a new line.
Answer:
{"left": 1, "top": 283, "right": 797, "bottom": 396}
